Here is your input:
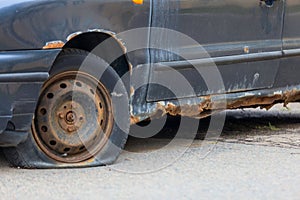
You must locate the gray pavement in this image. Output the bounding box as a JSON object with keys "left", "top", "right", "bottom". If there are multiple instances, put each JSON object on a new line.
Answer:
{"left": 0, "top": 104, "right": 300, "bottom": 200}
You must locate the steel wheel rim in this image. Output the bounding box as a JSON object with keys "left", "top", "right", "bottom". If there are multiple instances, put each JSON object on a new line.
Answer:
{"left": 32, "top": 71, "right": 113, "bottom": 163}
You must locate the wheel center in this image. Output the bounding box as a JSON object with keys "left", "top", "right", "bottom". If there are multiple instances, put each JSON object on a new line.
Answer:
{"left": 66, "top": 111, "right": 77, "bottom": 124}
{"left": 57, "top": 101, "right": 85, "bottom": 133}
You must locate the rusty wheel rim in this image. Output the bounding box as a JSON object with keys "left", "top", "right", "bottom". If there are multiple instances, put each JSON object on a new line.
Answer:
{"left": 32, "top": 71, "right": 113, "bottom": 163}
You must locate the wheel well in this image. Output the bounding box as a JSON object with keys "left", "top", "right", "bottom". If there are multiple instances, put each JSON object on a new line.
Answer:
{"left": 62, "top": 32, "right": 130, "bottom": 78}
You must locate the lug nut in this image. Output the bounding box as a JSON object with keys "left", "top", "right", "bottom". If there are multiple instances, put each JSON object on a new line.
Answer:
{"left": 59, "top": 113, "right": 64, "bottom": 119}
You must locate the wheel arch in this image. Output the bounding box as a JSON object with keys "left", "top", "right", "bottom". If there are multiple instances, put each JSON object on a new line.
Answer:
{"left": 49, "top": 30, "right": 132, "bottom": 78}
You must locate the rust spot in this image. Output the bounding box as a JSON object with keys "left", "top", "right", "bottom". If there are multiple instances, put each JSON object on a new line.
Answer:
{"left": 226, "top": 89, "right": 300, "bottom": 110}
{"left": 226, "top": 95, "right": 283, "bottom": 109}
{"left": 43, "top": 41, "right": 65, "bottom": 49}
{"left": 244, "top": 46, "right": 250, "bottom": 54}
{"left": 130, "top": 115, "right": 141, "bottom": 125}
{"left": 283, "top": 89, "right": 300, "bottom": 106}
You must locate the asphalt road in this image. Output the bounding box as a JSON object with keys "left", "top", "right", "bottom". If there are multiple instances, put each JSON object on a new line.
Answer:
{"left": 0, "top": 104, "right": 300, "bottom": 200}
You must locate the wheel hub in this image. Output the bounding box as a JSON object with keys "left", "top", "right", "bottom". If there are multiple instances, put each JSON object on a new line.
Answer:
{"left": 57, "top": 101, "right": 85, "bottom": 133}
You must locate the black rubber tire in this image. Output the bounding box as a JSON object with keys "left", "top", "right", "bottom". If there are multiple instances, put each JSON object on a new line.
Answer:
{"left": 3, "top": 49, "right": 130, "bottom": 168}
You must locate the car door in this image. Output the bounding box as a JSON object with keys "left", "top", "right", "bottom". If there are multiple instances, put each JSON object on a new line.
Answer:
{"left": 147, "top": 0, "right": 285, "bottom": 101}
{"left": 276, "top": 0, "right": 300, "bottom": 87}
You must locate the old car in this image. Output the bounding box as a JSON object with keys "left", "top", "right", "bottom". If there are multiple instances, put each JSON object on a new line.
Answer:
{"left": 0, "top": 0, "right": 300, "bottom": 168}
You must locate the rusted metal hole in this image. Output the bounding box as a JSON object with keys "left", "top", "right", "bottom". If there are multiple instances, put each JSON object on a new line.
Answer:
{"left": 76, "top": 82, "right": 82, "bottom": 87}
{"left": 90, "top": 89, "right": 95, "bottom": 95}
{"left": 60, "top": 83, "right": 67, "bottom": 89}
{"left": 99, "top": 102, "right": 102, "bottom": 109}
{"left": 40, "top": 108, "right": 47, "bottom": 115}
{"left": 64, "top": 148, "right": 71, "bottom": 152}
{"left": 41, "top": 126, "right": 48, "bottom": 132}
{"left": 50, "top": 140, "right": 57, "bottom": 146}
{"left": 47, "top": 93, "right": 54, "bottom": 99}
{"left": 100, "top": 119, "right": 103, "bottom": 126}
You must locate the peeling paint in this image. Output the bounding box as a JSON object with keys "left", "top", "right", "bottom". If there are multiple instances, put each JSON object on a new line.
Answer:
{"left": 111, "top": 92, "right": 124, "bottom": 97}
{"left": 43, "top": 40, "right": 65, "bottom": 49}
{"left": 274, "top": 91, "right": 283, "bottom": 95}
{"left": 66, "top": 31, "right": 83, "bottom": 41}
